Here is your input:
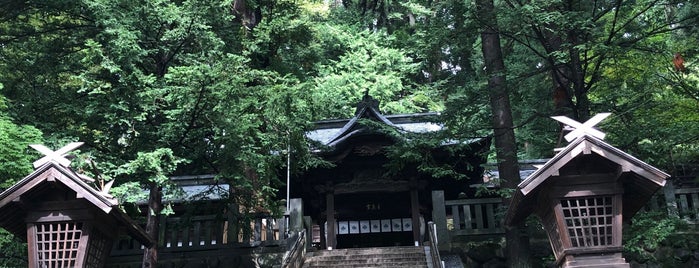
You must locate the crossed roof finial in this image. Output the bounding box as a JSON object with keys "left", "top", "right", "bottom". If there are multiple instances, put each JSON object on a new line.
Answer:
{"left": 30, "top": 142, "right": 84, "bottom": 168}
{"left": 552, "top": 113, "right": 611, "bottom": 142}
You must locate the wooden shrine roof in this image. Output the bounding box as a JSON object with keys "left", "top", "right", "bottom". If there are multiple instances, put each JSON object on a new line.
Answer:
{"left": 506, "top": 134, "right": 670, "bottom": 225}
{"left": 0, "top": 161, "right": 154, "bottom": 247}
{"left": 306, "top": 94, "right": 442, "bottom": 148}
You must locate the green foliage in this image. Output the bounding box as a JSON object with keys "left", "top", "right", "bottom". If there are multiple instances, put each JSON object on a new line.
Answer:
{"left": 112, "top": 148, "right": 185, "bottom": 216}
{"left": 472, "top": 0, "right": 699, "bottom": 161}
{"left": 117, "top": 148, "right": 184, "bottom": 185}
{"left": 0, "top": 93, "right": 36, "bottom": 268}
{"left": 312, "top": 25, "right": 437, "bottom": 117}
{"left": 623, "top": 210, "right": 686, "bottom": 262}
{"left": 0, "top": 96, "right": 42, "bottom": 190}
{"left": 0, "top": 229, "right": 27, "bottom": 268}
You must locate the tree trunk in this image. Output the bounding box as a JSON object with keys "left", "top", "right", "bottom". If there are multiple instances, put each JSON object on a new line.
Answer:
{"left": 568, "top": 36, "right": 590, "bottom": 120}
{"left": 142, "top": 183, "right": 162, "bottom": 268}
{"left": 476, "top": 0, "right": 531, "bottom": 267}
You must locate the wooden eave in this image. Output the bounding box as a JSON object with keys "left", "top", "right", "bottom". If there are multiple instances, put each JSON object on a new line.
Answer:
{"left": 0, "top": 161, "right": 116, "bottom": 212}
{"left": 506, "top": 135, "right": 670, "bottom": 225}
{"left": 0, "top": 161, "right": 154, "bottom": 247}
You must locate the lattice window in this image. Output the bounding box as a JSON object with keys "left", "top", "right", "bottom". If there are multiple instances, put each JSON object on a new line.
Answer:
{"left": 542, "top": 208, "right": 564, "bottom": 256}
{"left": 35, "top": 222, "right": 83, "bottom": 268}
{"left": 84, "top": 227, "right": 111, "bottom": 268}
{"left": 561, "top": 196, "right": 614, "bottom": 247}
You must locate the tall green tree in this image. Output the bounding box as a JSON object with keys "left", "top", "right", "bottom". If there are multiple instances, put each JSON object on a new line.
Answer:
{"left": 0, "top": 91, "right": 41, "bottom": 268}
{"left": 117, "top": 148, "right": 183, "bottom": 267}
{"left": 492, "top": 0, "right": 699, "bottom": 159}
{"left": 1, "top": 1, "right": 316, "bottom": 265}
{"left": 476, "top": 0, "right": 531, "bottom": 266}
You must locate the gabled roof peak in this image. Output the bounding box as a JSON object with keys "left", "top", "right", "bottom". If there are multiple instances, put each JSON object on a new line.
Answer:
{"left": 0, "top": 157, "right": 154, "bottom": 247}
{"left": 355, "top": 92, "right": 381, "bottom": 115}
{"left": 506, "top": 134, "right": 670, "bottom": 225}
{"left": 325, "top": 93, "right": 397, "bottom": 146}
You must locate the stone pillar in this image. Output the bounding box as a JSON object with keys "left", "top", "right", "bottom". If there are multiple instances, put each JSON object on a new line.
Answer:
{"left": 304, "top": 216, "right": 312, "bottom": 250}
{"left": 431, "top": 190, "right": 449, "bottom": 251}
{"left": 289, "top": 198, "right": 304, "bottom": 232}
{"left": 664, "top": 178, "right": 678, "bottom": 218}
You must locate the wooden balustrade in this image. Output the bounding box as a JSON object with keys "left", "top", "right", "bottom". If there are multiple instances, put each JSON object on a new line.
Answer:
{"left": 111, "top": 214, "right": 287, "bottom": 255}
{"left": 445, "top": 198, "right": 505, "bottom": 236}
{"left": 674, "top": 187, "right": 699, "bottom": 223}
{"left": 163, "top": 215, "right": 224, "bottom": 248}
{"left": 435, "top": 184, "right": 699, "bottom": 241}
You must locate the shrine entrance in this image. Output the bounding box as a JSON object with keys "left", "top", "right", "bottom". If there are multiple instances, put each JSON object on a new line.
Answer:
{"left": 295, "top": 94, "right": 490, "bottom": 251}
{"left": 334, "top": 192, "right": 415, "bottom": 248}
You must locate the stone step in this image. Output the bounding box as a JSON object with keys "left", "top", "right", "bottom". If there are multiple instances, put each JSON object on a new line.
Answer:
{"left": 303, "top": 260, "right": 428, "bottom": 268}
{"left": 302, "top": 246, "right": 428, "bottom": 268}
{"left": 310, "top": 246, "right": 425, "bottom": 256}
{"left": 303, "top": 262, "right": 427, "bottom": 268}
{"left": 307, "top": 253, "right": 425, "bottom": 260}
{"left": 307, "top": 256, "right": 427, "bottom": 263}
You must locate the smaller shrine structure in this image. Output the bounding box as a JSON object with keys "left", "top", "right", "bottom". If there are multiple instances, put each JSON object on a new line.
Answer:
{"left": 0, "top": 143, "right": 153, "bottom": 268}
{"left": 506, "top": 114, "right": 670, "bottom": 268}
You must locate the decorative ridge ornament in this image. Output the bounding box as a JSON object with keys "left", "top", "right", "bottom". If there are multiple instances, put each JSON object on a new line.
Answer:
{"left": 0, "top": 148, "right": 156, "bottom": 264}
{"left": 29, "top": 142, "right": 115, "bottom": 197}
{"left": 552, "top": 113, "right": 611, "bottom": 142}
{"left": 355, "top": 91, "right": 381, "bottom": 115}
{"left": 30, "top": 142, "right": 84, "bottom": 168}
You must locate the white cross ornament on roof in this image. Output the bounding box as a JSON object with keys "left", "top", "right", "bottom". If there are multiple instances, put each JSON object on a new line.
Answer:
{"left": 552, "top": 113, "right": 611, "bottom": 142}
{"left": 30, "top": 142, "right": 84, "bottom": 168}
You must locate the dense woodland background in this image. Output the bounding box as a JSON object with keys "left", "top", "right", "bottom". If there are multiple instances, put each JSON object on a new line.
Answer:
{"left": 1, "top": 0, "right": 697, "bottom": 267}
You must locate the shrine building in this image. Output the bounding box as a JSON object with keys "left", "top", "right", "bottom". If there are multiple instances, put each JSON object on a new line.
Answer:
{"left": 294, "top": 93, "right": 490, "bottom": 249}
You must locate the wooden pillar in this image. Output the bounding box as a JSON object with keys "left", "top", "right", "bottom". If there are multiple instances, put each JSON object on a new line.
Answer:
{"left": 26, "top": 223, "right": 37, "bottom": 268}
{"left": 253, "top": 217, "right": 262, "bottom": 242}
{"left": 410, "top": 188, "right": 421, "bottom": 246}
{"left": 326, "top": 189, "right": 336, "bottom": 250}
{"left": 319, "top": 212, "right": 326, "bottom": 249}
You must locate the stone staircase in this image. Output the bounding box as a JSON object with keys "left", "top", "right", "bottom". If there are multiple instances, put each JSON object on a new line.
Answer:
{"left": 302, "top": 246, "right": 429, "bottom": 268}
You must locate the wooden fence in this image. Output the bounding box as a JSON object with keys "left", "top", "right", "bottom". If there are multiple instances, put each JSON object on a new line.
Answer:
{"left": 433, "top": 183, "right": 699, "bottom": 248}
{"left": 445, "top": 197, "right": 505, "bottom": 236}
{"left": 111, "top": 214, "right": 287, "bottom": 256}
{"left": 672, "top": 187, "right": 699, "bottom": 223}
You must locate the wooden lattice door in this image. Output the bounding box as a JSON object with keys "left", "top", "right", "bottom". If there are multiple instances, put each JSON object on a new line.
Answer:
{"left": 560, "top": 196, "right": 616, "bottom": 248}
{"left": 32, "top": 222, "right": 84, "bottom": 268}
{"left": 29, "top": 221, "right": 112, "bottom": 268}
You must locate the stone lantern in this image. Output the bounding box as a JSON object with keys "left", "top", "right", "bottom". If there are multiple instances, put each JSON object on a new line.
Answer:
{"left": 0, "top": 143, "right": 153, "bottom": 268}
{"left": 505, "top": 115, "right": 669, "bottom": 268}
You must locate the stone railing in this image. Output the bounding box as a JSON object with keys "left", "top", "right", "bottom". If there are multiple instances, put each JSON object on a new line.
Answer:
{"left": 670, "top": 187, "right": 699, "bottom": 224}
